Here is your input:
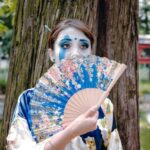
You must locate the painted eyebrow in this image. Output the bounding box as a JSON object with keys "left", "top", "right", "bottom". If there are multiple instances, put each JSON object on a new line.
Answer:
{"left": 79, "top": 39, "right": 89, "bottom": 43}
{"left": 60, "top": 38, "right": 72, "bottom": 43}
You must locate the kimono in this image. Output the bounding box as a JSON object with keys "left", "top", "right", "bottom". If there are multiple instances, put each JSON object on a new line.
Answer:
{"left": 7, "top": 88, "right": 123, "bottom": 150}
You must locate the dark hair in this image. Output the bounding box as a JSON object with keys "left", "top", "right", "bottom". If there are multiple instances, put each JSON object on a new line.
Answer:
{"left": 48, "top": 19, "right": 94, "bottom": 50}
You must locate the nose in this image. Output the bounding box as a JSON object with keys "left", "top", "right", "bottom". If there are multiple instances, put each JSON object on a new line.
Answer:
{"left": 70, "top": 49, "right": 80, "bottom": 58}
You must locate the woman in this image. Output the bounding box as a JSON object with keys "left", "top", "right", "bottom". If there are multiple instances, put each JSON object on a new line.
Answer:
{"left": 7, "top": 19, "right": 123, "bottom": 150}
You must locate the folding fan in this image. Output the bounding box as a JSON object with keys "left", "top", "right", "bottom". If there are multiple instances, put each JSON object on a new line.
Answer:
{"left": 29, "top": 55, "right": 126, "bottom": 141}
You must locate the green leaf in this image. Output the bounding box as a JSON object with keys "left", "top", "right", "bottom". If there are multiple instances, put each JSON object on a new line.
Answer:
{"left": 0, "top": 23, "right": 9, "bottom": 34}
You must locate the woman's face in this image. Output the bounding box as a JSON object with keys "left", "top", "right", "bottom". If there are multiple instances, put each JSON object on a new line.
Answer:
{"left": 52, "top": 27, "right": 92, "bottom": 63}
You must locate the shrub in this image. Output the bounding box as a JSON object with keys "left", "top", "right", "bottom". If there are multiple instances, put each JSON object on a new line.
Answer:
{"left": 0, "top": 68, "right": 8, "bottom": 94}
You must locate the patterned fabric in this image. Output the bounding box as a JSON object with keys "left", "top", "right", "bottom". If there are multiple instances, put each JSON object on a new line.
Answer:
{"left": 6, "top": 116, "right": 47, "bottom": 150}
{"left": 7, "top": 89, "right": 123, "bottom": 150}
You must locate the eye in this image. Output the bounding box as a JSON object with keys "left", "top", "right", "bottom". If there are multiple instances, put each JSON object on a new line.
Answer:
{"left": 80, "top": 43, "right": 89, "bottom": 49}
{"left": 60, "top": 43, "right": 71, "bottom": 49}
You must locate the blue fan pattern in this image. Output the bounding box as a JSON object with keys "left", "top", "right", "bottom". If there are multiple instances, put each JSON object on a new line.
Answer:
{"left": 29, "top": 55, "right": 117, "bottom": 142}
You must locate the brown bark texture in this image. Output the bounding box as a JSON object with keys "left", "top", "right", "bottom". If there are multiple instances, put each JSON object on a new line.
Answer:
{"left": 96, "top": 0, "right": 140, "bottom": 150}
{"left": 0, "top": 0, "right": 140, "bottom": 150}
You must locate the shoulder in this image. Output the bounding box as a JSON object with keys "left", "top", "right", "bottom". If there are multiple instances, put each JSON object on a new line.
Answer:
{"left": 12, "top": 88, "right": 35, "bottom": 121}
{"left": 17, "top": 88, "right": 35, "bottom": 107}
{"left": 18, "top": 88, "right": 34, "bottom": 99}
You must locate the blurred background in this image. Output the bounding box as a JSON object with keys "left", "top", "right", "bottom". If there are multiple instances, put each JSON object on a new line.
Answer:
{"left": 138, "top": 0, "right": 150, "bottom": 149}
{"left": 0, "top": 0, "right": 149, "bottom": 149}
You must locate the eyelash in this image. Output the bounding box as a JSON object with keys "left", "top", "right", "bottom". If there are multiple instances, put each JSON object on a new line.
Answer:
{"left": 60, "top": 43, "right": 71, "bottom": 49}
{"left": 60, "top": 43, "right": 89, "bottom": 49}
{"left": 80, "top": 44, "right": 89, "bottom": 49}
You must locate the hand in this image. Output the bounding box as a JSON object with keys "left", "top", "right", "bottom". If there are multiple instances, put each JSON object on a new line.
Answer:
{"left": 64, "top": 105, "right": 99, "bottom": 138}
{"left": 44, "top": 106, "right": 98, "bottom": 150}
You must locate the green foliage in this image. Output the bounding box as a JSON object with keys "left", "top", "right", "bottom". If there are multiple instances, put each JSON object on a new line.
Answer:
{"left": 140, "top": 112, "right": 150, "bottom": 150}
{"left": 0, "top": 68, "right": 8, "bottom": 93}
{"left": 3, "top": 0, "right": 17, "bottom": 13}
{"left": 0, "top": 0, "right": 17, "bottom": 57}
{"left": 139, "top": 0, "right": 150, "bottom": 34}
{"left": 140, "top": 127, "right": 150, "bottom": 150}
{"left": 139, "top": 80, "right": 150, "bottom": 95}
{"left": 0, "top": 79, "right": 6, "bottom": 93}
{"left": 0, "top": 29, "right": 12, "bottom": 55}
{"left": 0, "top": 23, "right": 9, "bottom": 33}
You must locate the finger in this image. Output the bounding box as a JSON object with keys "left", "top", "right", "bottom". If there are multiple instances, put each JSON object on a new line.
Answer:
{"left": 91, "top": 105, "right": 99, "bottom": 111}
{"left": 94, "top": 111, "right": 99, "bottom": 119}
{"left": 88, "top": 117, "right": 98, "bottom": 130}
{"left": 62, "top": 123, "right": 69, "bottom": 129}
{"left": 85, "top": 105, "right": 98, "bottom": 117}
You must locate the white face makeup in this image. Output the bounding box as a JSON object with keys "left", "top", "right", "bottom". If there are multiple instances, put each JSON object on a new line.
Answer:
{"left": 53, "top": 27, "right": 92, "bottom": 63}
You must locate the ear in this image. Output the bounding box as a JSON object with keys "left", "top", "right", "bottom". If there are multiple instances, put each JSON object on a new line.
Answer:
{"left": 48, "top": 48, "right": 55, "bottom": 62}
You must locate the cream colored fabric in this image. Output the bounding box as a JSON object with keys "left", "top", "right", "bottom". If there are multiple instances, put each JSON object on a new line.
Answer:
{"left": 7, "top": 98, "right": 123, "bottom": 150}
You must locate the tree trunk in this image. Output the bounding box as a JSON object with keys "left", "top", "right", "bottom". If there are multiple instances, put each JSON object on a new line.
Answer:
{"left": 0, "top": 0, "right": 140, "bottom": 150}
{"left": 0, "top": 0, "right": 98, "bottom": 149}
{"left": 96, "top": 0, "right": 140, "bottom": 150}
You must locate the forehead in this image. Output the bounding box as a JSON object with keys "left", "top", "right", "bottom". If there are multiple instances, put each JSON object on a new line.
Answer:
{"left": 56, "top": 27, "right": 90, "bottom": 41}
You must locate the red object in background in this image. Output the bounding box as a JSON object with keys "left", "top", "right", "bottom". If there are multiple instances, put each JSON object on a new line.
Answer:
{"left": 138, "top": 35, "right": 150, "bottom": 64}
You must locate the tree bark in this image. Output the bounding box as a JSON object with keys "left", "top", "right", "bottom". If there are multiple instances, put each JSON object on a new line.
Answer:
{"left": 0, "top": 0, "right": 98, "bottom": 149}
{"left": 96, "top": 0, "right": 140, "bottom": 150}
{"left": 0, "top": 0, "right": 140, "bottom": 150}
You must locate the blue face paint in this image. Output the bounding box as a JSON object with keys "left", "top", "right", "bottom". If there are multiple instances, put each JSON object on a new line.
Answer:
{"left": 58, "top": 35, "right": 72, "bottom": 60}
